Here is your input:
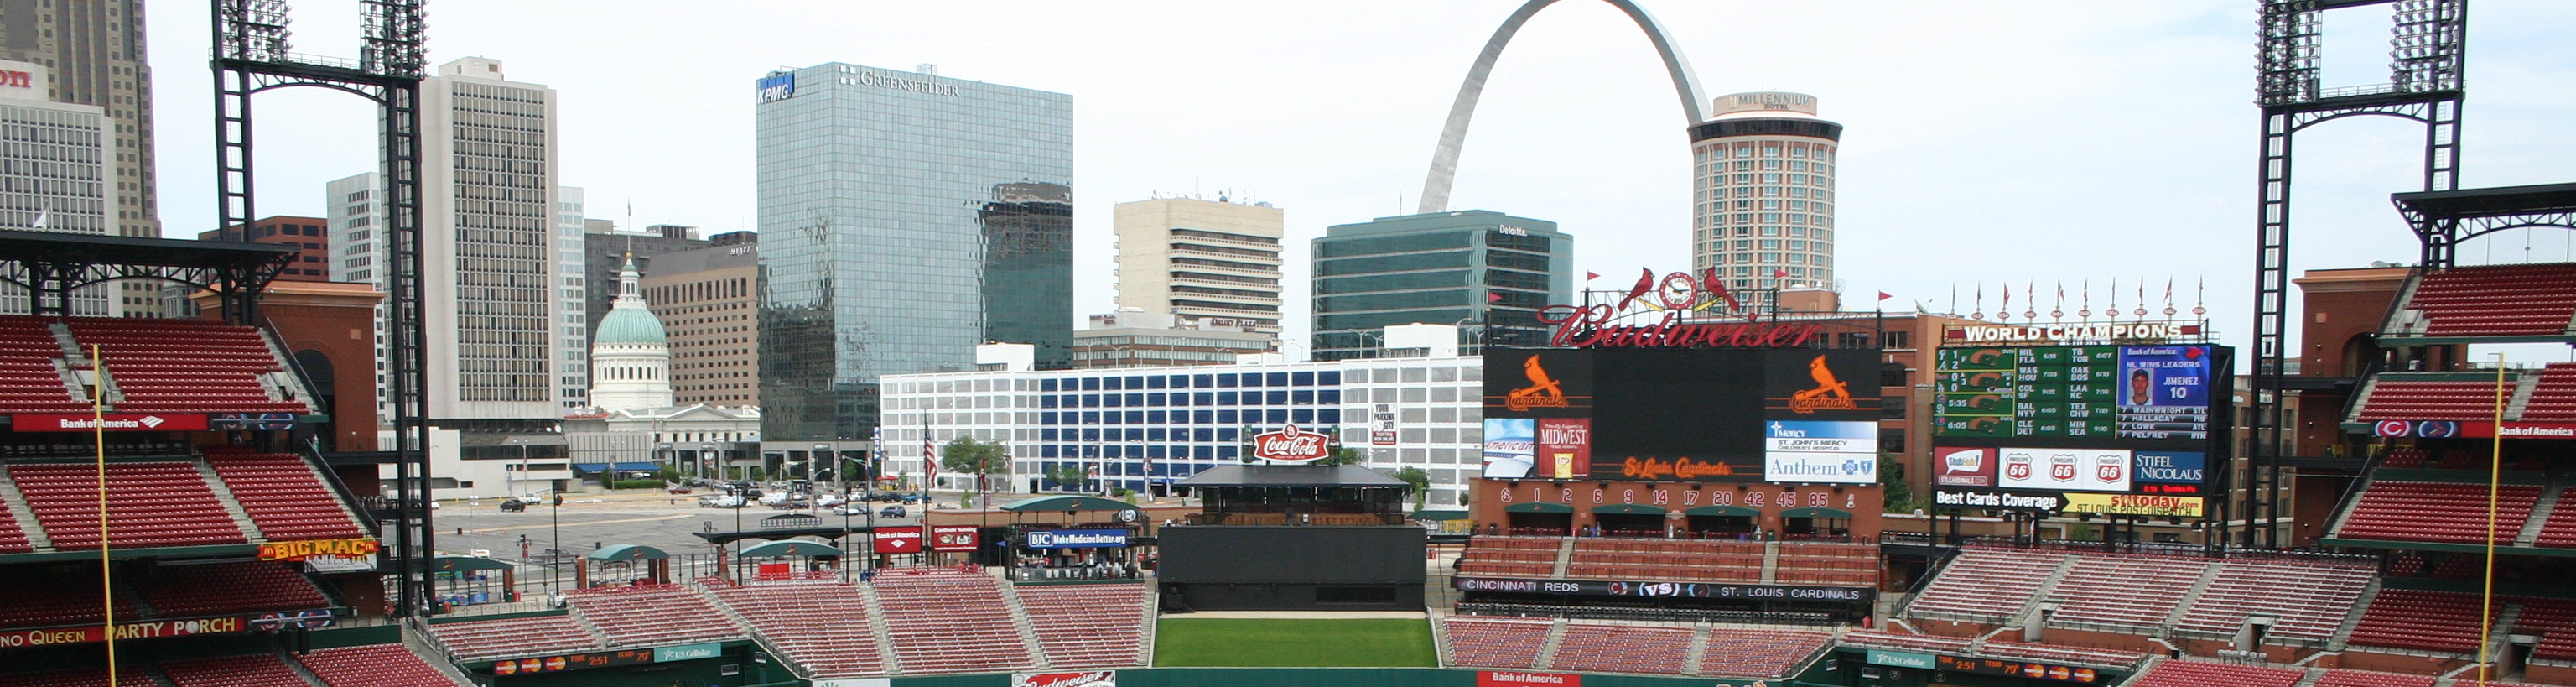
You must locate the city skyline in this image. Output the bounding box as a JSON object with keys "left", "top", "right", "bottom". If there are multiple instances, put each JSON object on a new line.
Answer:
{"left": 138, "top": 1, "right": 2576, "bottom": 362}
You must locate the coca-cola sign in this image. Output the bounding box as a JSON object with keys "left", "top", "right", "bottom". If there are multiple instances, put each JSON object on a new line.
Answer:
{"left": 1251, "top": 424, "right": 1332, "bottom": 463}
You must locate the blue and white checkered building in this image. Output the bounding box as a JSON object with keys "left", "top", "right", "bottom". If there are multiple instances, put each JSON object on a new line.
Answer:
{"left": 880, "top": 356, "right": 1485, "bottom": 507}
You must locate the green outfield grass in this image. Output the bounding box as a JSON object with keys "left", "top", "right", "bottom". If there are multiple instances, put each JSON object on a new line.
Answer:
{"left": 1153, "top": 618, "right": 1439, "bottom": 667}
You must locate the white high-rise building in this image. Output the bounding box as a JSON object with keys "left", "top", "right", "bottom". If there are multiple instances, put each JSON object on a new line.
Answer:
{"left": 1690, "top": 91, "right": 1841, "bottom": 292}
{"left": 328, "top": 57, "right": 564, "bottom": 424}
{"left": 1113, "top": 197, "right": 1284, "bottom": 336}
{"left": 0, "top": 60, "right": 121, "bottom": 316}
{"left": 557, "top": 186, "right": 589, "bottom": 409}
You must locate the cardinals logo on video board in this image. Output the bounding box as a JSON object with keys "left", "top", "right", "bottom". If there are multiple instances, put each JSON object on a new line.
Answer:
{"left": 1789, "top": 354, "right": 1860, "bottom": 413}
{"left": 1506, "top": 355, "right": 1571, "bottom": 412}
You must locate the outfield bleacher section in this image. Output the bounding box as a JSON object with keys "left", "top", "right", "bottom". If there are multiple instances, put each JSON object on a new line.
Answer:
{"left": 874, "top": 568, "right": 1038, "bottom": 674}
{"left": 2335, "top": 480, "right": 2542, "bottom": 545}
{"left": 1903, "top": 546, "right": 2069, "bottom": 622}
{"left": 1548, "top": 624, "right": 1693, "bottom": 674}
{"left": 2383, "top": 263, "right": 2576, "bottom": 339}
{"left": 1440, "top": 616, "right": 1550, "bottom": 670}
{"left": 704, "top": 578, "right": 888, "bottom": 678}
{"left": 2125, "top": 660, "right": 2305, "bottom": 687}
{"left": 8, "top": 461, "right": 247, "bottom": 549}
{"left": 562, "top": 583, "right": 745, "bottom": 647}
{"left": 701, "top": 572, "right": 1153, "bottom": 679}
{"left": 1457, "top": 534, "right": 1875, "bottom": 588}
{"left": 422, "top": 614, "right": 604, "bottom": 662}
{"left": 201, "top": 446, "right": 367, "bottom": 541}
{"left": 1017, "top": 581, "right": 1152, "bottom": 669}
{"left": 2173, "top": 559, "right": 2375, "bottom": 641}
{"left": 1696, "top": 627, "right": 1829, "bottom": 679}
{"left": 294, "top": 644, "right": 460, "bottom": 687}
{"left": 1903, "top": 544, "right": 2379, "bottom": 653}
{"left": 160, "top": 654, "right": 310, "bottom": 687}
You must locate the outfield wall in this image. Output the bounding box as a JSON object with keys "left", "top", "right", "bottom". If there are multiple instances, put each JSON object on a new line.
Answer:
{"left": 844, "top": 668, "right": 1812, "bottom": 687}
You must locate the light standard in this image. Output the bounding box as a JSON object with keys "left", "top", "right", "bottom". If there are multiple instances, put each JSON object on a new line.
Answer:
{"left": 699, "top": 443, "right": 715, "bottom": 484}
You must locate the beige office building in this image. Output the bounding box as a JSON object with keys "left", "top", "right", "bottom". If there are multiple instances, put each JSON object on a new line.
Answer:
{"left": 1113, "top": 197, "right": 1284, "bottom": 336}
{"left": 1690, "top": 91, "right": 1841, "bottom": 292}
{"left": 641, "top": 241, "right": 759, "bottom": 407}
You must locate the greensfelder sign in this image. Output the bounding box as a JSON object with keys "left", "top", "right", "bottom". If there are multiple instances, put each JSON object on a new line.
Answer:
{"left": 1865, "top": 649, "right": 1935, "bottom": 669}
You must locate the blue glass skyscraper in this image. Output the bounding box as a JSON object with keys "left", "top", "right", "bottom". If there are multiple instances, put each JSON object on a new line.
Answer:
{"left": 756, "top": 63, "right": 1074, "bottom": 441}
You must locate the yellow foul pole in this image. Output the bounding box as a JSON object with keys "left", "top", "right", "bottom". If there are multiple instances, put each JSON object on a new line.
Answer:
{"left": 2479, "top": 351, "right": 2506, "bottom": 687}
{"left": 92, "top": 344, "right": 116, "bottom": 684}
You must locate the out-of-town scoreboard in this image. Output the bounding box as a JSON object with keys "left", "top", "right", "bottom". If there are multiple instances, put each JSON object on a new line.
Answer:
{"left": 1926, "top": 324, "right": 2231, "bottom": 518}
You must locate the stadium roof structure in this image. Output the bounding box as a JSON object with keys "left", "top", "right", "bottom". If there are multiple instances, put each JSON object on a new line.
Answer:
{"left": 1173, "top": 465, "right": 1410, "bottom": 487}
{"left": 1002, "top": 495, "right": 1135, "bottom": 513}
{"left": 2394, "top": 182, "right": 2576, "bottom": 268}
{"left": 0, "top": 229, "right": 299, "bottom": 324}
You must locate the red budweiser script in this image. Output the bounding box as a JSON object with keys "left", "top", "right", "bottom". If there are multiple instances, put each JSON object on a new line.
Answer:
{"left": 1013, "top": 672, "right": 1116, "bottom": 687}
{"left": 1540, "top": 310, "right": 1821, "bottom": 350}
{"left": 1250, "top": 424, "right": 1332, "bottom": 462}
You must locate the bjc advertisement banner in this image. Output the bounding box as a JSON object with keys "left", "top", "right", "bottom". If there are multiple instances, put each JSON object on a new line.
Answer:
{"left": 931, "top": 524, "right": 979, "bottom": 552}
{"left": 1478, "top": 671, "right": 1581, "bottom": 687}
{"left": 872, "top": 526, "right": 922, "bottom": 554}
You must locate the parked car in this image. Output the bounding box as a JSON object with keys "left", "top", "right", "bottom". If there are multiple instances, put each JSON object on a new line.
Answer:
{"left": 830, "top": 504, "right": 870, "bottom": 517}
{"left": 667, "top": 487, "right": 693, "bottom": 494}
{"left": 878, "top": 505, "right": 907, "bottom": 518}
{"left": 497, "top": 499, "right": 527, "bottom": 512}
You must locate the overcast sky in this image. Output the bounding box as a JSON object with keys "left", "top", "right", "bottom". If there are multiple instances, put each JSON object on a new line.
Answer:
{"left": 145, "top": 1, "right": 2576, "bottom": 362}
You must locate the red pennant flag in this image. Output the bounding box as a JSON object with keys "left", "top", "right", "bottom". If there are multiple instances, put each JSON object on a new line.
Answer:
{"left": 1486, "top": 292, "right": 1503, "bottom": 303}
{"left": 1773, "top": 268, "right": 1789, "bottom": 279}
{"left": 1877, "top": 291, "right": 1893, "bottom": 301}
{"left": 1585, "top": 271, "right": 1600, "bottom": 281}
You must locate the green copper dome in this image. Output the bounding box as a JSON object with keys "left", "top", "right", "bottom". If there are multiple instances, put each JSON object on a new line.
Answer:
{"left": 594, "top": 305, "right": 666, "bottom": 346}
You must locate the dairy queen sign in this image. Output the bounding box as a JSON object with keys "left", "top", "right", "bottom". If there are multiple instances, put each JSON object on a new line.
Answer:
{"left": 1249, "top": 424, "right": 1333, "bottom": 463}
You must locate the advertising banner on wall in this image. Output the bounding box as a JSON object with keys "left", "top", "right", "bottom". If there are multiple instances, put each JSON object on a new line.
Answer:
{"left": 14, "top": 413, "right": 208, "bottom": 432}
{"left": 1535, "top": 419, "right": 1592, "bottom": 479}
{"left": 1013, "top": 671, "right": 1115, "bottom": 687}
{"left": 2061, "top": 493, "right": 2205, "bottom": 517}
{"left": 1454, "top": 576, "right": 1873, "bottom": 602}
{"left": 1933, "top": 447, "right": 1997, "bottom": 487}
{"left": 1934, "top": 655, "right": 2106, "bottom": 683}
{"left": 1482, "top": 419, "right": 1535, "bottom": 479}
{"left": 930, "top": 525, "right": 980, "bottom": 552}
{"left": 871, "top": 526, "right": 922, "bottom": 554}
{"left": 1478, "top": 671, "right": 1581, "bottom": 687}
{"left": 1763, "top": 420, "right": 1877, "bottom": 483}
{"left": 1996, "top": 448, "right": 2131, "bottom": 492}
{"left": 2132, "top": 451, "right": 2205, "bottom": 493}
{"left": 1025, "top": 529, "right": 1128, "bottom": 549}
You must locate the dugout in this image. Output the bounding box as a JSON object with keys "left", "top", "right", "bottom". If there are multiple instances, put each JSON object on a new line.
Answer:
{"left": 1157, "top": 465, "right": 1426, "bottom": 611}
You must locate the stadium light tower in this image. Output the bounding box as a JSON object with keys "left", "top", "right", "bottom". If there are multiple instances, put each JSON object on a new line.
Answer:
{"left": 2246, "top": 0, "right": 2464, "bottom": 548}
{"left": 211, "top": 0, "right": 435, "bottom": 615}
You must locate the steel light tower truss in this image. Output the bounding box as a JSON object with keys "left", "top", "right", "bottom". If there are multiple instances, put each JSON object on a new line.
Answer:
{"left": 212, "top": 0, "right": 435, "bottom": 617}
{"left": 2248, "top": 0, "right": 2465, "bottom": 548}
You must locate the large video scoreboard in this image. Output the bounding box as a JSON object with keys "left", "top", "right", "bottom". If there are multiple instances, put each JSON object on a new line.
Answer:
{"left": 1929, "top": 343, "right": 2231, "bottom": 517}
{"left": 1933, "top": 346, "right": 2213, "bottom": 441}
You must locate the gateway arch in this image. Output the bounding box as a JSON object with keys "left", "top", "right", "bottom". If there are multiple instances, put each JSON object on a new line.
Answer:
{"left": 1416, "top": 0, "right": 1708, "bottom": 215}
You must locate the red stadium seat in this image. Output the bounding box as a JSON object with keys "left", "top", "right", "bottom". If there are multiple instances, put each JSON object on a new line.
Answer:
{"left": 295, "top": 644, "right": 458, "bottom": 687}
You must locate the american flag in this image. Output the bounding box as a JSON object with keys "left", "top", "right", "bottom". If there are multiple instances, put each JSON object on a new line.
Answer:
{"left": 921, "top": 421, "right": 937, "bottom": 490}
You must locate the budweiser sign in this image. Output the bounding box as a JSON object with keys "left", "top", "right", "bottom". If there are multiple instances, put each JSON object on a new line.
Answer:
{"left": 1250, "top": 424, "right": 1332, "bottom": 462}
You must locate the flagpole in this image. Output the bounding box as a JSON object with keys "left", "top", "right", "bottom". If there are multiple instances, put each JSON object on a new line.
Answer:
{"left": 92, "top": 344, "right": 116, "bottom": 682}
{"left": 2480, "top": 351, "right": 2507, "bottom": 686}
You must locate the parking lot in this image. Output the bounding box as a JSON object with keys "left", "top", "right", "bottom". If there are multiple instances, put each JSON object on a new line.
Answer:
{"left": 434, "top": 492, "right": 923, "bottom": 566}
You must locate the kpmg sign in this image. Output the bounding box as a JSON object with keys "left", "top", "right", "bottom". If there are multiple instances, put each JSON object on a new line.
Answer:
{"left": 756, "top": 72, "right": 796, "bottom": 103}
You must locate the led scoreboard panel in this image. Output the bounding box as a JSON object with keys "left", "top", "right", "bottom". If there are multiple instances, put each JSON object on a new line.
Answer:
{"left": 1933, "top": 346, "right": 2213, "bottom": 441}
{"left": 1929, "top": 343, "right": 2230, "bottom": 514}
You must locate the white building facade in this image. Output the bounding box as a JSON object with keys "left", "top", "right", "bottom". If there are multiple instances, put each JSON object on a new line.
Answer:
{"left": 556, "top": 186, "right": 589, "bottom": 409}
{"left": 1112, "top": 196, "right": 1284, "bottom": 336}
{"left": 881, "top": 353, "right": 1484, "bottom": 507}
{"left": 0, "top": 60, "right": 122, "bottom": 315}
{"left": 329, "top": 57, "right": 565, "bottom": 422}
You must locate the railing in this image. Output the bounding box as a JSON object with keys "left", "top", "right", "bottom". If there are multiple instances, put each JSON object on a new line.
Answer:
{"left": 1009, "top": 565, "right": 1145, "bottom": 582}
{"left": 1455, "top": 601, "right": 1837, "bottom": 627}
{"left": 1187, "top": 512, "right": 1404, "bottom": 526}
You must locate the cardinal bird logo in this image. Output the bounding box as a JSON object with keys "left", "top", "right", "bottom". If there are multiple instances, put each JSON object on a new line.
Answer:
{"left": 1789, "top": 355, "right": 1860, "bottom": 413}
{"left": 1506, "top": 355, "right": 1571, "bottom": 412}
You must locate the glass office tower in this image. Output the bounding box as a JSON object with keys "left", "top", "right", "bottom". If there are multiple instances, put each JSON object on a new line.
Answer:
{"left": 755, "top": 64, "right": 1074, "bottom": 441}
{"left": 1310, "top": 211, "right": 1573, "bottom": 362}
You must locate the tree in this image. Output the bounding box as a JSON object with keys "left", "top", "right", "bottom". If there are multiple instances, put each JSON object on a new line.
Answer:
{"left": 942, "top": 436, "right": 1010, "bottom": 507}
{"left": 1318, "top": 446, "right": 1368, "bottom": 466}
{"left": 1393, "top": 466, "right": 1432, "bottom": 511}
{"left": 1879, "top": 454, "right": 1919, "bottom": 513}
{"left": 1043, "top": 466, "right": 1090, "bottom": 493}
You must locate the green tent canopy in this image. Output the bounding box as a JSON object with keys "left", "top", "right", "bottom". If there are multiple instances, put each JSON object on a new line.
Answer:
{"left": 433, "top": 555, "right": 512, "bottom": 573}
{"left": 1779, "top": 507, "right": 1854, "bottom": 518}
{"left": 1591, "top": 503, "right": 1667, "bottom": 515}
{"left": 1684, "top": 505, "right": 1762, "bottom": 517}
{"left": 736, "top": 540, "right": 841, "bottom": 559}
{"left": 1503, "top": 502, "right": 1575, "bottom": 513}
{"left": 1002, "top": 495, "right": 1135, "bottom": 513}
{"left": 1410, "top": 509, "right": 1471, "bottom": 521}
{"left": 587, "top": 544, "right": 667, "bottom": 562}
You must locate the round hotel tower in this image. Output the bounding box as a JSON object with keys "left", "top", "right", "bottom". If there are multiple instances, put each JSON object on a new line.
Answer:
{"left": 1690, "top": 91, "right": 1842, "bottom": 291}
